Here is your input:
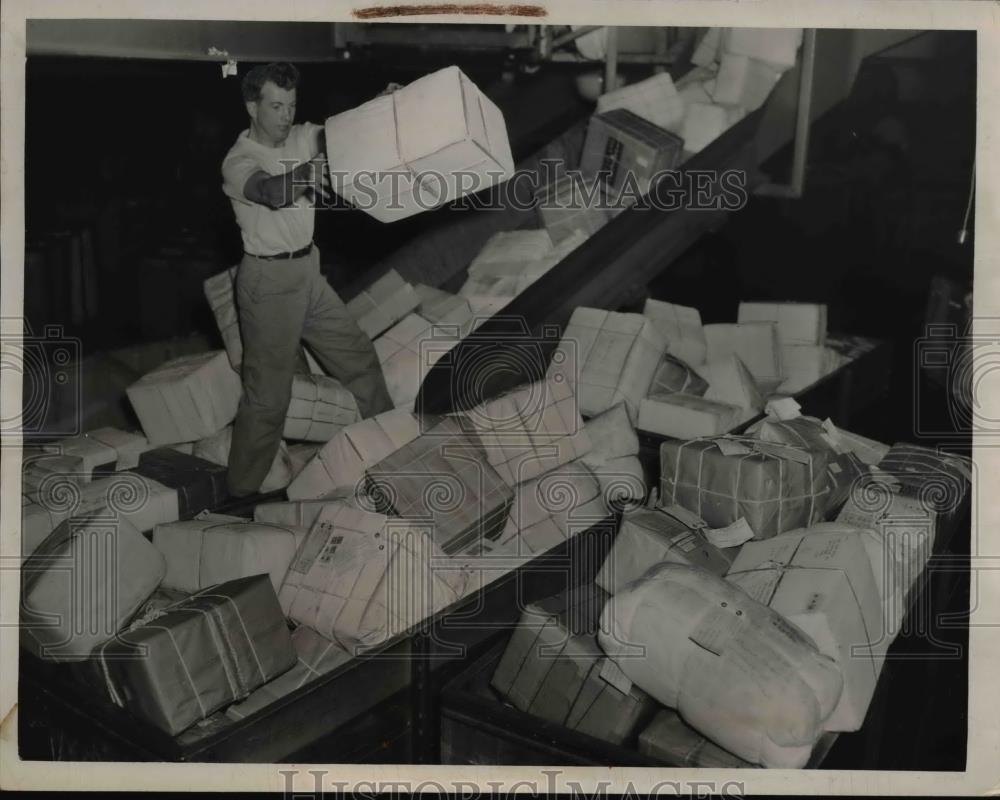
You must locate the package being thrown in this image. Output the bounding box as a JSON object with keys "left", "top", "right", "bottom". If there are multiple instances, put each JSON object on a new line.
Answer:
{"left": 325, "top": 66, "right": 514, "bottom": 223}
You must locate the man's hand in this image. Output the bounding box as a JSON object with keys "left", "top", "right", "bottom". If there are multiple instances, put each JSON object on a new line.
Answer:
{"left": 377, "top": 82, "right": 403, "bottom": 98}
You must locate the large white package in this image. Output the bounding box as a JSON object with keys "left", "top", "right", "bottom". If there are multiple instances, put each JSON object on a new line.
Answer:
{"left": 552, "top": 307, "right": 667, "bottom": 422}
{"left": 283, "top": 373, "right": 361, "bottom": 442}
{"left": 738, "top": 302, "right": 827, "bottom": 347}
{"left": 696, "top": 354, "right": 764, "bottom": 421}
{"left": 193, "top": 425, "right": 292, "bottom": 493}
{"left": 326, "top": 65, "right": 514, "bottom": 223}
{"left": 704, "top": 322, "right": 783, "bottom": 387}
{"left": 464, "top": 377, "right": 591, "bottom": 487}
{"left": 727, "top": 529, "right": 883, "bottom": 731}
{"left": 203, "top": 267, "right": 242, "bottom": 369}
{"left": 21, "top": 516, "right": 166, "bottom": 662}
{"left": 287, "top": 408, "right": 422, "bottom": 500}
{"left": 712, "top": 53, "right": 783, "bottom": 112}
{"left": 279, "top": 499, "right": 467, "bottom": 650}
{"left": 344, "top": 270, "right": 421, "bottom": 339}
{"left": 598, "top": 562, "right": 843, "bottom": 767}
{"left": 497, "top": 460, "right": 607, "bottom": 557}
{"left": 126, "top": 350, "right": 242, "bottom": 446}
{"left": 596, "top": 72, "right": 685, "bottom": 132}
{"left": 642, "top": 299, "right": 707, "bottom": 366}
{"left": 638, "top": 393, "right": 742, "bottom": 438}
{"left": 374, "top": 314, "right": 461, "bottom": 409}
{"left": 723, "top": 27, "right": 803, "bottom": 69}
{"left": 578, "top": 403, "right": 646, "bottom": 507}
{"left": 680, "top": 103, "right": 745, "bottom": 155}
{"left": 778, "top": 345, "right": 842, "bottom": 394}
{"left": 152, "top": 512, "right": 307, "bottom": 594}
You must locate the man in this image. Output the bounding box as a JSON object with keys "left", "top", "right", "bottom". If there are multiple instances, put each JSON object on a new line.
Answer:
{"left": 221, "top": 62, "right": 393, "bottom": 497}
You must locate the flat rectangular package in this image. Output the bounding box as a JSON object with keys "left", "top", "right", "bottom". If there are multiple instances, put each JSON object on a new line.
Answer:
{"left": 283, "top": 373, "right": 361, "bottom": 442}
{"left": 639, "top": 709, "right": 754, "bottom": 768}
{"left": 490, "top": 584, "right": 658, "bottom": 745}
{"left": 595, "top": 506, "right": 732, "bottom": 593}
{"left": 659, "top": 436, "right": 830, "bottom": 540}
{"left": 126, "top": 350, "right": 242, "bottom": 446}
{"left": 203, "top": 267, "right": 242, "bottom": 369}
{"left": 41, "top": 426, "right": 150, "bottom": 477}
{"left": 704, "top": 322, "right": 783, "bottom": 387}
{"left": 152, "top": 512, "right": 307, "bottom": 594}
{"left": 579, "top": 109, "right": 684, "bottom": 200}
{"left": 552, "top": 307, "right": 667, "bottom": 423}
{"left": 647, "top": 354, "right": 709, "bottom": 396}
{"left": 642, "top": 299, "right": 707, "bottom": 366}
{"left": 366, "top": 416, "right": 514, "bottom": 555}
{"left": 738, "top": 301, "right": 828, "bottom": 347}
{"left": 325, "top": 65, "right": 514, "bottom": 223}
{"left": 133, "top": 448, "right": 229, "bottom": 521}
{"left": 254, "top": 497, "right": 350, "bottom": 529}
{"left": 536, "top": 175, "right": 613, "bottom": 244}
{"left": 578, "top": 403, "right": 647, "bottom": 507}
{"left": 637, "top": 392, "right": 742, "bottom": 438}
{"left": 89, "top": 575, "right": 296, "bottom": 735}
{"left": 21, "top": 516, "right": 166, "bottom": 662}
{"left": 596, "top": 72, "right": 685, "bottom": 133}
{"left": 345, "top": 270, "right": 421, "bottom": 339}
{"left": 279, "top": 499, "right": 467, "bottom": 650}
{"left": 727, "top": 530, "right": 883, "bottom": 731}
{"left": 462, "top": 377, "right": 591, "bottom": 487}
{"left": 696, "top": 354, "right": 764, "bottom": 421}
{"left": 287, "top": 408, "right": 422, "bottom": 500}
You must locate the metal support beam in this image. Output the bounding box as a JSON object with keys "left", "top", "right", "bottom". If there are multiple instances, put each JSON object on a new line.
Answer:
{"left": 756, "top": 29, "right": 817, "bottom": 199}
{"left": 604, "top": 26, "right": 619, "bottom": 93}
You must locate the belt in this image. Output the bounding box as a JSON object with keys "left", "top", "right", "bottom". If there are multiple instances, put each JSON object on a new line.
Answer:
{"left": 246, "top": 243, "right": 313, "bottom": 261}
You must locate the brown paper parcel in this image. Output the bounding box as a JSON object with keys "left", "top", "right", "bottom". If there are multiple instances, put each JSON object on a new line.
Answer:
{"left": 659, "top": 436, "right": 831, "bottom": 540}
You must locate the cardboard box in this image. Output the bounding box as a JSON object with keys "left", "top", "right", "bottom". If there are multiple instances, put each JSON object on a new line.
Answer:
{"left": 596, "top": 72, "right": 685, "bottom": 134}
{"left": 553, "top": 307, "right": 667, "bottom": 423}
{"left": 284, "top": 373, "right": 361, "bottom": 442}
{"left": 345, "top": 270, "right": 421, "bottom": 339}
{"left": 704, "top": 322, "right": 783, "bottom": 386}
{"left": 225, "top": 625, "right": 353, "bottom": 720}
{"left": 90, "top": 575, "right": 296, "bottom": 735}
{"left": 648, "top": 354, "right": 708, "bottom": 396}
{"left": 497, "top": 460, "right": 607, "bottom": 557}
{"left": 152, "top": 512, "right": 308, "bottom": 594}
{"left": 367, "top": 416, "right": 514, "bottom": 555}
{"left": 21, "top": 516, "right": 166, "bottom": 662}
{"left": 193, "top": 425, "right": 292, "bottom": 493}
{"left": 738, "top": 302, "right": 827, "bottom": 347}
{"left": 463, "top": 377, "right": 591, "bottom": 487}
{"left": 659, "top": 436, "right": 831, "bottom": 540}
{"left": 642, "top": 299, "right": 707, "bottom": 366}
{"left": 537, "top": 175, "right": 613, "bottom": 244}
{"left": 203, "top": 267, "right": 242, "bottom": 369}
{"left": 727, "top": 529, "right": 883, "bottom": 731}
{"left": 712, "top": 53, "right": 783, "bottom": 112}
{"left": 126, "top": 350, "right": 242, "bottom": 446}
{"left": 374, "top": 314, "right": 461, "bottom": 409}
{"left": 287, "top": 408, "right": 421, "bottom": 500}
{"left": 696, "top": 354, "right": 764, "bottom": 420}
{"left": 325, "top": 66, "right": 514, "bottom": 223}
{"left": 596, "top": 506, "right": 732, "bottom": 593}
{"left": 638, "top": 392, "right": 742, "bottom": 438}
{"left": 279, "top": 499, "right": 467, "bottom": 650}
{"left": 580, "top": 109, "right": 684, "bottom": 200}
{"left": 639, "top": 709, "right": 754, "bottom": 768}
{"left": 491, "top": 584, "right": 658, "bottom": 745}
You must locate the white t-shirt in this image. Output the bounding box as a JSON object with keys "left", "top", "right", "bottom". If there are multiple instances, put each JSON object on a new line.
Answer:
{"left": 221, "top": 122, "right": 322, "bottom": 256}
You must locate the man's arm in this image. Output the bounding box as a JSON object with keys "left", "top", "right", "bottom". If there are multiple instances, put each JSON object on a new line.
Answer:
{"left": 242, "top": 157, "right": 328, "bottom": 209}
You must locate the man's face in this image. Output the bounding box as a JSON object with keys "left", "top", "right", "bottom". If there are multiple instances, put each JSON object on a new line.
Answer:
{"left": 248, "top": 81, "right": 297, "bottom": 145}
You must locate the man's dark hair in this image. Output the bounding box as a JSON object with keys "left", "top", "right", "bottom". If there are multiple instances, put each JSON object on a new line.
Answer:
{"left": 242, "top": 62, "right": 300, "bottom": 104}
